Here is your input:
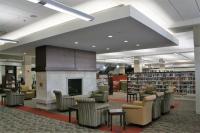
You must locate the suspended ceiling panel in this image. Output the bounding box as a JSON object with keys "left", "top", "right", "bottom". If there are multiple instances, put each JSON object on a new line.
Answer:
{"left": 1, "top": 5, "right": 178, "bottom": 55}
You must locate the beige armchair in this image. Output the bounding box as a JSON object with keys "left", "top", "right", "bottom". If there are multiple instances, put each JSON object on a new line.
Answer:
{"left": 20, "top": 85, "right": 36, "bottom": 99}
{"left": 122, "top": 95, "right": 156, "bottom": 126}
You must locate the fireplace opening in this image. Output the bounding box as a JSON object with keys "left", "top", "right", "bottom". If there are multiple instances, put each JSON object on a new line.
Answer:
{"left": 68, "top": 78, "right": 82, "bottom": 96}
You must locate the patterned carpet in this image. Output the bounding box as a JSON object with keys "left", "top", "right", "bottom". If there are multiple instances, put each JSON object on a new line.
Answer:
{"left": 1, "top": 93, "right": 200, "bottom": 133}
{"left": 142, "top": 100, "right": 200, "bottom": 133}
{"left": 0, "top": 106, "right": 107, "bottom": 133}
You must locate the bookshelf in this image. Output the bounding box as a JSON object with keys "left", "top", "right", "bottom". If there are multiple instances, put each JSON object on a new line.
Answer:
{"left": 4, "top": 66, "right": 17, "bottom": 91}
{"left": 127, "top": 71, "right": 195, "bottom": 95}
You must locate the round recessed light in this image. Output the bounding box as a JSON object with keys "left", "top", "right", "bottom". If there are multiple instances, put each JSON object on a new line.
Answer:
{"left": 24, "top": 52, "right": 27, "bottom": 55}
{"left": 74, "top": 41, "right": 79, "bottom": 44}
{"left": 107, "top": 35, "right": 113, "bottom": 38}
{"left": 30, "top": 14, "right": 37, "bottom": 18}
{"left": 124, "top": 40, "right": 128, "bottom": 43}
{"left": 136, "top": 44, "right": 140, "bottom": 47}
{"left": 92, "top": 45, "right": 96, "bottom": 48}
{"left": 116, "top": 65, "right": 120, "bottom": 68}
{"left": 106, "top": 48, "right": 110, "bottom": 50}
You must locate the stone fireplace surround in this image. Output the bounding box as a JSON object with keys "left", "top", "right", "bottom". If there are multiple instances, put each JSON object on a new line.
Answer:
{"left": 34, "top": 71, "right": 97, "bottom": 110}
{"left": 33, "top": 46, "right": 97, "bottom": 110}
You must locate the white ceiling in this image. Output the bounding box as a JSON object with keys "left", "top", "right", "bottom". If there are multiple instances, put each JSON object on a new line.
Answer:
{"left": 0, "top": 0, "right": 199, "bottom": 66}
{"left": 0, "top": 0, "right": 88, "bottom": 33}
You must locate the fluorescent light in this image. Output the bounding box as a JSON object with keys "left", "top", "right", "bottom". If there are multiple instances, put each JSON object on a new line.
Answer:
{"left": 0, "top": 38, "right": 18, "bottom": 45}
{"left": 124, "top": 40, "right": 128, "bottom": 43}
{"left": 26, "top": 0, "right": 40, "bottom": 3}
{"left": 136, "top": 44, "right": 140, "bottom": 47}
{"left": 107, "top": 35, "right": 113, "bottom": 38}
{"left": 44, "top": 0, "right": 94, "bottom": 21}
{"left": 74, "top": 41, "right": 79, "bottom": 44}
{"left": 116, "top": 65, "right": 120, "bottom": 68}
{"left": 92, "top": 45, "right": 96, "bottom": 48}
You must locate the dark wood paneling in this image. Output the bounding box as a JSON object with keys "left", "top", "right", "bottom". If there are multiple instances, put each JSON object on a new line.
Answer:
{"left": 75, "top": 50, "right": 96, "bottom": 71}
{"left": 36, "top": 45, "right": 96, "bottom": 72}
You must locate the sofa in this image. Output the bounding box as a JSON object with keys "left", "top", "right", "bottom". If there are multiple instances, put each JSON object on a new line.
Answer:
{"left": 76, "top": 98, "right": 109, "bottom": 127}
{"left": 122, "top": 95, "right": 156, "bottom": 126}
{"left": 53, "top": 90, "right": 76, "bottom": 111}
{"left": 20, "top": 85, "right": 36, "bottom": 99}
{"left": 91, "top": 90, "right": 109, "bottom": 103}
{"left": 4, "top": 89, "right": 24, "bottom": 106}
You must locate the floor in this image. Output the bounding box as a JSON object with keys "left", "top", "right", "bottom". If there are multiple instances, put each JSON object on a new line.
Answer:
{"left": 0, "top": 92, "right": 200, "bottom": 133}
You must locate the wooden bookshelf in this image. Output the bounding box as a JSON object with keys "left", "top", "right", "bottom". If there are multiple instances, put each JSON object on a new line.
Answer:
{"left": 127, "top": 71, "right": 195, "bottom": 95}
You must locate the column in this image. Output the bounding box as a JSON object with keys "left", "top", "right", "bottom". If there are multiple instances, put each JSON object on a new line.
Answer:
{"left": 134, "top": 56, "right": 142, "bottom": 73}
{"left": 159, "top": 58, "right": 165, "bottom": 70}
{"left": 22, "top": 55, "right": 33, "bottom": 89}
{"left": 193, "top": 25, "right": 200, "bottom": 114}
{"left": 119, "top": 64, "right": 125, "bottom": 74}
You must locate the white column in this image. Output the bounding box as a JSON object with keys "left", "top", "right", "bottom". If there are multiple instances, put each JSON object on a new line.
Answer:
{"left": 194, "top": 25, "right": 200, "bottom": 114}
{"left": 134, "top": 56, "right": 142, "bottom": 73}
{"left": 119, "top": 64, "right": 125, "bottom": 74}
{"left": 22, "top": 55, "right": 32, "bottom": 89}
{"left": 159, "top": 58, "right": 165, "bottom": 70}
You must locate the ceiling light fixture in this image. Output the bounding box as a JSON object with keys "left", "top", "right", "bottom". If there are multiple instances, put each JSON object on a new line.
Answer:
{"left": 136, "top": 44, "right": 140, "bottom": 47}
{"left": 106, "top": 48, "right": 110, "bottom": 50}
{"left": 74, "top": 41, "right": 79, "bottom": 44}
{"left": 26, "top": 0, "right": 40, "bottom": 3}
{"left": 107, "top": 35, "right": 113, "bottom": 38}
{"left": 0, "top": 38, "right": 18, "bottom": 45}
{"left": 26, "top": 0, "right": 94, "bottom": 21}
{"left": 92, "top": 45, "right": 96, "bottom": 48}
{"left": 124, "top": 40, "right": 128, "bottom": 43}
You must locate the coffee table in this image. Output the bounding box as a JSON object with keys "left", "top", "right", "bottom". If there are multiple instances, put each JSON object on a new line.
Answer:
{"left": 107, "top": 109, "right": 126, "bottom": 131}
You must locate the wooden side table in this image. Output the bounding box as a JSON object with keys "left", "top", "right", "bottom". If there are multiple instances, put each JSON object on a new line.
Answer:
{"left": 68, "top": 105, "right": 78, "bottom": 123}
{"left": 1, "top": 94, "right": 6, "bottom": 105}
{"left": 127, "top": 92, "right": 138, "bottom": 102}
{"left": 108, "top": 109, "right": 126, "bottom": 131}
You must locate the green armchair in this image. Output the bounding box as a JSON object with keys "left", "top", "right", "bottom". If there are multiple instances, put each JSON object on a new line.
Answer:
{"left": 53, "top": 90, "right": 76, "bottom": 111}
{"left": 76, "top": 98, "right": 109, "bottom": 127}
{"left": 4, "top": 89, "right": 24, "bottom": 106}
{"left": 91, "top": 90, "right": 109, "bottom": 103}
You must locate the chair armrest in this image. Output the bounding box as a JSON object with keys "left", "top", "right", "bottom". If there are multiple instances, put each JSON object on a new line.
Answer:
{"left": 122, "top": 104, "right": 143, "bottom": 109}
{"left": 95, "top": 103, "right": 109, "bottom": 110}
{"left": 132, "top": 101, "right": 144, "bottom": 106}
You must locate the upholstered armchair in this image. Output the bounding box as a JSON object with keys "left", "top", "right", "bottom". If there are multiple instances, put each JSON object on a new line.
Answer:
{"left": 91, "top": 90, "right": 109, "bottom": 103}
{"left": 4, "top": 89, "right": 24, "bottom": 106}
{"left": 120, "top": 81, "right": 127, "bottom": 92}
{"left": 161, "top": 89, "right": 174, "bottom": 114}
{"left": 53, "top": 90, "right": 76, "bottom": 111}
{"left": 122, "top": 95, "right": 156, "bottom": 126}
{"left": 152, "top": 92, "right": 164, "bottom": 119}
{"left": 76, "top": 98, "right": 109, "bottom": 127}
{"left": 20, "top": 85, "right": 36, "bottom": 99}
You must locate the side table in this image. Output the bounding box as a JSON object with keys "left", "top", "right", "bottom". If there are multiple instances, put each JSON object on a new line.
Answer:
{"left": 68, "top": 105, "right": 78, "bottom": 123}
{"left": 108, "top": 109, "right": 126, "bottom": 131}
{"left": 1, "top": 94, "right": 6, "bottom": 105}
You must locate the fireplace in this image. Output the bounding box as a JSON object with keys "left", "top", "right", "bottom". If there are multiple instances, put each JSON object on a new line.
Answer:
{"left": 68, "top": 78, "right": 82, "bottom": 96}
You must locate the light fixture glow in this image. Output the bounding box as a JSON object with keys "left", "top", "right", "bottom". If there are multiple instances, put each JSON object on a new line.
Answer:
{"left": 74, "top": 41, "right": 79, "bottom": 44}
{"left": 106, "top": 48, "right": 110, "bottom": 50}
{"left": 116, "top": 65, "right": 120, "bottom": 68}
{"left": 124, "top": 40, "right": 128, "bottom": 43}
{"left": 43, "top": 0, "right": 94, "bottom": 21}
{"left": 107, "top": 35, "right": 113, "bottom": 38}
{"left": 92, "top": 45, "right": 96, "bottom": 48}
{"left": 26, "top": 0, "right": 40, "bottom": 3}
{"left": 136, "top": 44, "right": 140, "bottom": 47}
{"left": 0, "top": 38, "right": 18, "bottom": 45}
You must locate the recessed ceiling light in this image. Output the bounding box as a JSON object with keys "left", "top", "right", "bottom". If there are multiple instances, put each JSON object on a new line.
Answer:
{"left": 107, "top": 35, "right": 113, "bottom": 38}
{"left": 116, "top": 65, "right": 120, "bottom": 68}
{"left": 124, "top": 40, "right": 128, "bottom": 43}
{"left": 30, "top": 14, "right": 37, "bottom": 18}
{"left": 92, "top": 45, "right": 96, "bottom": 48}
{"left": 106, "top": 48, "right": 110, "bottom": 50}
{"left": 24, "top": 52, "right": 27, "bottom": 55}
{"left": 136, "top": 44, "right": 140, "bottom": 47}
{"left": 74, "top": 41, "right": 79, "bottom": 44}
